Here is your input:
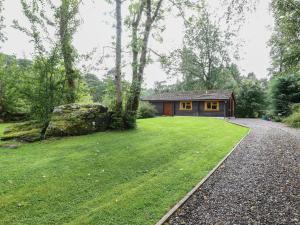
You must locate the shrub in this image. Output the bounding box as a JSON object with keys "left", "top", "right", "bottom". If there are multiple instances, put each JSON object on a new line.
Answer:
{"left": 283, "top": 104, "right": 300, "bottom": 128}
{"left": 109, "top": 110, "right": 136, "bottom": 130}
{"left": 137, "top": 102, "right": 157, "bottom": 119}
{"left": 235, "top": 79, "right": 265, "bottom": 118}
{"left": 269, "top": 73, "right": 300, "bottom": 116}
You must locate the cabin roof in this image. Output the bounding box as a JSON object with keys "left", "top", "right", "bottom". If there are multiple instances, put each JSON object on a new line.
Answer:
{"left": 142, "top": 90, "right": 234, "bottom": 101}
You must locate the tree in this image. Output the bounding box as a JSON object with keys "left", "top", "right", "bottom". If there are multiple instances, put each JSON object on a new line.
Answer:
{"left": 125, "top": 0, "right": 164, "bottom": 114}
{"left": 0, "top": 54, "right": 32, "bottom": 120}
{"left": 83, "top": 73, "right": 106, "bottom": 103}
{"left": 269, "top": 73, "right": 300, "bottom": 116}
{"left": 268, "top": 0, "right": 300, "bottom": 118}
{"left": 235, "top": 78, "right": 265, "bottom": 118}
{"left": 114, "top": 0, "right": 123, "bottom": 112}
{"left": 162, "top": 5, "right": 232, "bottom": 91}
{"left": 102, "top": 75, "right": 131, "bottom": 110}
{"left": 269, "top": 0, "right": 300, "bottom": 74}
{"left": 55, "top": 0, "right": 81, "bottom": 103}
{"left": 13, "top": 0, "right": 70, "bottom": 135}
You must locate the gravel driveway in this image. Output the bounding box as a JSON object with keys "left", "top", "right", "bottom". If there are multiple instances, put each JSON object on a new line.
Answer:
{"left": 167, "top": 119, "right": 299, "bottom": 225}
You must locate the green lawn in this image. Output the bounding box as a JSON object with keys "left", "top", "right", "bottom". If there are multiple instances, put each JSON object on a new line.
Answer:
{"left": 0, "top": 117, "right": 248, "bottom": 225}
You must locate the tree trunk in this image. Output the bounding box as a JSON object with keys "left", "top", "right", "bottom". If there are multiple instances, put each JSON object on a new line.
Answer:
{"left": 115, "top": 0, "right": 123, "bottom": 112}
{"left": 62, "top": 47, "right": 76, "bottom": 103}
{"left": 126, "top": 0, "right": 163, "bottom": 113}
{"left": 59, "top": 0, "right": 77, "bottom": 104}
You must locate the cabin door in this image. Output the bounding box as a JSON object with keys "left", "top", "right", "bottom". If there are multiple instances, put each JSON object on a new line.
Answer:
{"left": 163, "top": 102, "right": 173, "bottom": 116}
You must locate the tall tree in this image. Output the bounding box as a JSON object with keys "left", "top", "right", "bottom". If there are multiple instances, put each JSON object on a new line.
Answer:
{"left": 115, "top": 0, "right": 123, "bottom": 112}
{"left": 55, "top": 0, "right": 81, "bottom": 103}
{"left": 269, "top": 0, "right": 300, "bottom": 74}
{"left": 235, "top": 78, "right": 265, "bottom": 118}
{"left": 162, "top": 5, "right": 231, "bottom": 90}
{"left": 13, "top": 0, "right": 79, "bottom": 135}
{"left": 125, "top": 0, "right": 164, "bottom": 114}
{"left": 269, "top": 73, "right": 300, "bottom": 116}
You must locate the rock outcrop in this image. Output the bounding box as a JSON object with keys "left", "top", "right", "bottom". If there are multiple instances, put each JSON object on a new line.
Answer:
{"left": 0, "top": 104, "right": 111, "bottom": 142}
{"left": 1, "top": 121, "right": 43, "bottom": 142}
{"left": 45, "top": 104, "right": 110, "bottom": 138}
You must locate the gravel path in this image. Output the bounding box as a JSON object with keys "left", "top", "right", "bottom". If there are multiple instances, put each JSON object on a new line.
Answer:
{"left": 167, "top": 119, "right": 300, "bottom": 225}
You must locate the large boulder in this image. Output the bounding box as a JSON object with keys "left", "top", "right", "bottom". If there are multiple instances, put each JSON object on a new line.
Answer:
{"left": 45, "top": 103, "right": 110, "bottom": 138}
{"left": 1, "top": 121, "right": 43, "bottom": 142}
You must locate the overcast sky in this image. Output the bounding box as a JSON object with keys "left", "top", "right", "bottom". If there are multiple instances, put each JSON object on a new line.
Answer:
{"left": 2, "top": 0, "right": 273, "bottom": 87}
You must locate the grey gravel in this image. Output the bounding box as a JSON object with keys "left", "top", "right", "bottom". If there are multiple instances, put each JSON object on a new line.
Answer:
{"left": 167, "top": 119, "right": 300, "bottom": 225}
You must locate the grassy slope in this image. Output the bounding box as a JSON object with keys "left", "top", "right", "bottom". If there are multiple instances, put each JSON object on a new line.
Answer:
{"left": 0, "top": 117, "right": 248, "bottom": 225}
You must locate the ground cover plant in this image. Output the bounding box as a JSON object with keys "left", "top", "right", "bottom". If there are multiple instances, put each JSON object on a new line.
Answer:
{"left": 0, "top": 117, "right": 248, "bottom": 225}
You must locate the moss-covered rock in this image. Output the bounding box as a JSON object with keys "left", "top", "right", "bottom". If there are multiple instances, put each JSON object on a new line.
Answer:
{"left": 45, "top": 103, "right": 110, "bottom": 138}
{"left": 1, "top": 121, "right": 43, "bottom": 142}
{"left": 0, "top": 104, "right": 111, "bottom": 142}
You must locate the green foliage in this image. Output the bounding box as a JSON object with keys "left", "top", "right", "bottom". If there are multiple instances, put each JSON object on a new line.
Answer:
{"left": 26, "top": 52, "right": 66, "bottom": 126}
{"left": 102, "top": 71, "right": 131, "bottom": 110}
{"left": 137, "top": 102, "right": 157, "bottom": 119}
{"left": 269, "top": 73, "right": 300, "bottom": 116}
{"left": 12, "top": 0, "right": 83, "bottom": 130}
{"left": 269, "top": 0, "right": 300, "bottom": 74}
{"left": 283, "top": 104, "right": 300, "bottom": 128}
{"left": 162, "top": 5, "right": 235, "bottom": 91}
{"left": 109, "top": 110, "right": 136, "bottom": 130}
{"left": 0, "top": 117, "right": 248, "bottom": 225}
{"left": 76, "top": 79, "right": 94, "bottom": 104}
{"left": 83, "top": 73, "right": 106, "bottom": 102}
{"left": 55, "top": 0, "right": 81, "bottom": 103}
{"left": 109, "top": 111, "right": 125, "bottom": 130}
{"left": 236, "top": 79, "right": 266, "bottom": 118}
{"left": 0, "top": 54, "right": 33, "bottom": 121}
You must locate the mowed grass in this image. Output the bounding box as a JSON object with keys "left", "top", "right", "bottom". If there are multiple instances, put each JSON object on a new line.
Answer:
{"left": 0, "top": 117, "right": 248, "bottom": 225}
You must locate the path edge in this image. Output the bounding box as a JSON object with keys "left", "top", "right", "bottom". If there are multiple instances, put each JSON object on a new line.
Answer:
{"left": 155, "top": 120, "right": 251, "bottom": 225}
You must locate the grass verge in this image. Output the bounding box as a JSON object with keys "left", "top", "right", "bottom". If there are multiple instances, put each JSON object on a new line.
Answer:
{"left": 0, "top": 117, "right": 248, "bottom": 225}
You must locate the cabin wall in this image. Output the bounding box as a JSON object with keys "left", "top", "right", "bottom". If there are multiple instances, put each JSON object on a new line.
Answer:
{"left": 199, "top": 101, "right": 227, "bottom": 117}
{"left": 147, "top": 100, "right": 232, "bottom": 117}
{"left": 174, "top": 101, "right": 199, "bottom": 116}
{"left": 149, "top": 101, "right": 164, "bottom": 115}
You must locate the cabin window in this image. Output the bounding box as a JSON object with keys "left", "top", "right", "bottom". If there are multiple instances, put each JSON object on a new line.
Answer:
{"left": 180, "top": 101, "right": 192, "bottom": 110}
{"left": 205, "top": 101, "right": 219, "bottom": 111}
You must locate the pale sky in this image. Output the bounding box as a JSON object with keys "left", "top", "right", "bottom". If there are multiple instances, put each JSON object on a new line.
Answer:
{"left": 2, "top": 0, "right": 273, "bottom": 87}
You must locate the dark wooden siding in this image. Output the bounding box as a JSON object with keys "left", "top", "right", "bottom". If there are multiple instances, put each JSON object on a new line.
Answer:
{"left": 174, "top": 101, "right": 199, "bottom": 116}
{"left": 199, "top": 101, "right": 226, "bottom": 117}
{"left": 149, "top": 101, "right": 164, "bottom": 115}
{"left": 147, "top": 100, "right": 232, "bottom": 117}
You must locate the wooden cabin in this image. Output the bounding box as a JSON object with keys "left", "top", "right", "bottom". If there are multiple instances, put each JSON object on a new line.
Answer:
{"left": 142, "top": 90, "right": 235, "bottom": 117}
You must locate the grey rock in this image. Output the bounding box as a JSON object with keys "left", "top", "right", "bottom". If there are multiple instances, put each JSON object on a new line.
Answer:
{"left": 45, "top": 103, "right": 110, "bottom": 138}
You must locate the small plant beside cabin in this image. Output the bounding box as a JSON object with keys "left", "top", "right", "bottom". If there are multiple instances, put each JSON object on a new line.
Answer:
{"left": 137, "top": 102, "right": 158, "bottom": 119}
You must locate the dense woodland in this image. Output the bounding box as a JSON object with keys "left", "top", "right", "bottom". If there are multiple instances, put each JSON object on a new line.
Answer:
{"left": 0, "top": 0, "right": 299, "bottom": 130}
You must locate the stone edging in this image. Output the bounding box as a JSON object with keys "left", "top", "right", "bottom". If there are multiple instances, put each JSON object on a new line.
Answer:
{"left": 155, "top": 120, "right": 251, "bottom": 225}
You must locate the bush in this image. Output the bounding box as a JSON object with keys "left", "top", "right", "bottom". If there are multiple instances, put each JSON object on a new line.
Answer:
{"left": 283, "top": 104, "right": 300, "bottom": 128}
{"left": 137, "top": 102, "right": 157, "bottom": 119}
{"left": 109, "top": 110, "right": 136, "bottom": 130}
{"left": 235, "top": 79, "right": 265, "bottom": 118}
{"left": 269, "top": 73, "right": 300, "bottom": 116}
